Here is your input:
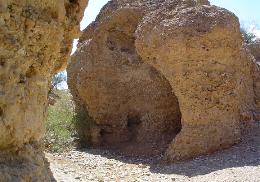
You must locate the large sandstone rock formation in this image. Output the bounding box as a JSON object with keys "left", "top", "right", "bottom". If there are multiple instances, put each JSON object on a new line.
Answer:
{"left": 68, "top": 0, "right": 260, "bottom": 161}
{"left": 0, "top": 0, "right": 87, "bottom": 181}
{"left": 135, "top": 4, "right": 258, "bottom": 161}
{"left": 68, "top": 8, "right": 182, "bottom": 155}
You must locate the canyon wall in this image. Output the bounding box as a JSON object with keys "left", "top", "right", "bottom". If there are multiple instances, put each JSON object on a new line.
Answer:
{"left": 69, "top": 0, "right": 260, "bottom": 161}
{"left": 0, "top": 0, "right": 87, "bottom": 181}
{"left": 248, "top": 41, "right": 260, "bottom": 113}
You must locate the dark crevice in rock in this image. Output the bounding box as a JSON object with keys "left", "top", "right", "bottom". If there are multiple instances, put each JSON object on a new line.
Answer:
{"left": 25, "top": 65, "right": 36, "bottom": 79}
{"left": 127, "top": 115, "right": 142, "bottom": 142}
{"left": 0, "top": 107, "right": 3, "bottom": 117}
{"left": 18, "top": 75, "right": 26, "bottom": 84}
{"left": 127, "top": 115, "right": 141, "bottom": 129}
{"left": 0, "top": 59, "right": 5, "bottom": 67}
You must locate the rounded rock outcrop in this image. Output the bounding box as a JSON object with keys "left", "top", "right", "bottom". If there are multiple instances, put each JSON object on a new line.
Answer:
{"left": 69, "top": 0, "right": 260, "bottom": 161}
{"left": 68, "top": 7, "right": 182, "bottom": 155}
{"left": 135, "top": 3, "right": 257, "bottom": 160}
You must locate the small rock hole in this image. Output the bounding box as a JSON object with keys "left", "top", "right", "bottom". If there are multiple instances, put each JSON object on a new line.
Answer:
{"left": 0, "top": 107, "right": 3, "bottom": 117}
{"left": 120, "top": 48, "right": 130, "bottom": 53}
{"left": 25, "top": 65, "right": 36, "bottom": 78}
{"left": 0, "top": 59, "right": 5, "bottom": 67}
{"left": 19, "top": 75, "right": 26, "bottom": 84}
{"left": 126, "top": 115, "right": 142, "bottom": 142}
{"left": 100, "top": 128, "right": 112, "bottom": 137}
{"left": 109, "top": 46, "right": 115, "bottom": 51}
{"left": 127, "top": 115, "right": 141, "bottom": 129}
{"left": 69, "top": 0, "right": 77, "bottom": 3}
{"left": 107, "top": 40, "right": 115, "bottom": 51}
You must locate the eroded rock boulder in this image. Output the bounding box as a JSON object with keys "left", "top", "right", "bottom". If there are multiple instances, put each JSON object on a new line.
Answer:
{"left": 0, "top": 0, "right": 87, "bottom": 180}
{"left": 69, "top": 0, "right": 260, "bottom": 161}
{"left": 135, "top": 0, "right": 259, "bottom": 161}
{"left": 68, "top": 7, "right": 182, "bottom": 156}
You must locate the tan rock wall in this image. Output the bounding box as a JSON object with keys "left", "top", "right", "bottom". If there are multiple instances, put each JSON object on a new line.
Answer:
{"left": 69, "top": 0, "right": 259, "bottom": 161}
{"left": 0, "top": 0, "right": 87, "bottom": 180}
{"left": 248, "top": 41, "right": 260, "bottom": 112}
{"left": 252, "top": 63, "right": 260, "bottom": 117}
{"left": 0, "top": 143, "right": 54, "bottom": 182}
{"left": 68, "top": 7, "right": 182, "bottom": 155}
{"left": 135, "top": 3, "right": 257, "bottom": 161}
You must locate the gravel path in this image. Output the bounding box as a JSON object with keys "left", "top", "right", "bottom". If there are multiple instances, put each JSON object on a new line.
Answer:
{"left": 46, "top": 122, "right": 260, "bottom": 182}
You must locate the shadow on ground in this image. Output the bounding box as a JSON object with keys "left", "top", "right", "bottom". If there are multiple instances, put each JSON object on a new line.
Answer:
{"left": 79, "top": 122, "right": 260, "bottom": 177}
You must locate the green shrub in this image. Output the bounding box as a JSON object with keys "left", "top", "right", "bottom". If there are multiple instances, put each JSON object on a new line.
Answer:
{"left": 72, "top": 109, "right": 95, "bottom": 145}
{"left": 241, "top": 28, "right": 256, "bottom": 43}
{"left": 44, "top": 89, "right": 94, "bottom": 152}
{"left": 44, "top": 90, "right": 76, "bottom": 152}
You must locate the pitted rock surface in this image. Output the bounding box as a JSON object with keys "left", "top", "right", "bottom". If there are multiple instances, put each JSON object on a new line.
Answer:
{"left": 68, "top": 0, "right": 260, "bottom": 161}
{"left": 248, "top": 41, "right": 260, "bottom": 111}
{"left": 134, "top": 1, "right": 258, "bottom": 161}
{"left": 68, "top": 5, "right": 182, "bottom": 156}
{"left": 248, "top": 40, "right": 260, "bottom": 63}
{"left": 0, "top": 0, "right": 87, "bottom": 181}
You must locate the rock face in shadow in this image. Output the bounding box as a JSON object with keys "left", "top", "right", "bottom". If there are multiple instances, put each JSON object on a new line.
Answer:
{"left": 0, "top": 143, "right": 54, "bottom": 181}
{"left": 252, "top": 64, "right": 260, "bottom": 120}
{"left": 0, "top": 0, "right": 87, "bottom": 181}
{"left": 248, "top": 41, "right": 260, "bottom": 112}
{"left": 69, "top": 0, "right": 259, "bottom": 161}
{"left": 68, "top": 8, "right": 182, "bottom": 156}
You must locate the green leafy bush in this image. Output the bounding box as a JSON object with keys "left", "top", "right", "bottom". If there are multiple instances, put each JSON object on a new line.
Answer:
{"left": 241, "top": 28, "right": 256, "bottom": 43}
{"left": 72, "top": 109, "right": 94, "bottom": 145}
{"left": 44, "top": 90, "right": 76, "bottom": 152}
{"left": 44, "top": 89, "right": 94, "bottom": 152}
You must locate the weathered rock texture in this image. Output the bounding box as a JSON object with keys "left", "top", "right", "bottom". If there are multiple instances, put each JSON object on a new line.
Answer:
{"left": 0, "top": 0, "right": 87, "bottom": 180}
{"left": 68, "top": 7, "right": 182, "bottom": 155}
{"left": 134, "top": 0, "right": 259, "bottom": 161}
{"left": 69, "top": 0, "right": 260, "bottom": 161}
{"left": 248, "top": 40, "right": 260, "bottom": 63}
{"left": 252, "top": 64, "right": 260, "bottom": 120}
{"left": 248, "top": 41, "right": 260, "bottom": 113}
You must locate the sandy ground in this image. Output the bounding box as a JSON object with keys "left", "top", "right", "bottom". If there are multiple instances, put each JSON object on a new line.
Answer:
{"left": 46, "top": 122, "right": 260, "bottom": 182}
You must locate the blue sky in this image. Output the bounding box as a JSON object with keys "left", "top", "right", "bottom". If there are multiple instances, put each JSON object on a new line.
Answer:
{"left": 80, "top": 0, "right": 260, "bottom": 35}
{"left": 210, "top": 0, "right": 260, "bottom": 29}
{"left": 80, "top": 0, "right": 109, "bottom": 30}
